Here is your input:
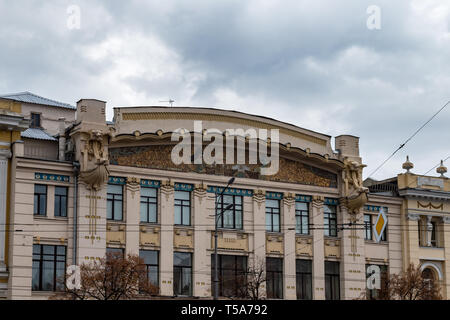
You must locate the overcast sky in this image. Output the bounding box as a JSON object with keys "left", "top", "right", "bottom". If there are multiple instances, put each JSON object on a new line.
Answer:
{"left": 0, "top": 0, "right": 449, "bottom": 180}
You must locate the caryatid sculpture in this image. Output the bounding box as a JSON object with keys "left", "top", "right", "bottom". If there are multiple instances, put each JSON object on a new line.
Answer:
{"left": 342, "top": 157, "right": 369, "bottom": 214}
{"left": 80, "top": 129, "right": 110, "bottom": 190}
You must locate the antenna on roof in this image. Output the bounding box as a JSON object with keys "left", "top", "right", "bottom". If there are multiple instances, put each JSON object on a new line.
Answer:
{"left": 159, "top": 99, "right": 175, "bottom": 107}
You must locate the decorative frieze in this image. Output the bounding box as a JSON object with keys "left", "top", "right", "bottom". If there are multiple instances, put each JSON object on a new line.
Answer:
{"left": 35, "top": 172, "right": 70, "bottom": 183}
{"left": 206, "top": 185, "right": 253, "bottom": 197}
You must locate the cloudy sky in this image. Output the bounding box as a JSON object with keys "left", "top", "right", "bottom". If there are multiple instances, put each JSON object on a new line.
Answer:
{"left": 0, "top": 0, "right": 449, "bottom": 180}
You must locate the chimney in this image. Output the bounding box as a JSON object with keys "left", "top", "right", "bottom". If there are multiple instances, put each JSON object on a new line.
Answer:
{"left": 76, "top": 99, "right": 106, "bottom": 124}
{"left": 58, "top": 117, "right": 66, "bottom": 160}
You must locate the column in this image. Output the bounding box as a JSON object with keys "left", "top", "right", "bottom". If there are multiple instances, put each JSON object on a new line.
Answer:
{"left": 125, "top": 178, "right": 140, "bottom": 255}
{"left": 339, "top": 204, "right": 366, "bottom": 300}
{"left": 0, "top": 150, "right": 9, "bottom": 270}
{"left": 193, "top": 184, "right": 210, "bottom": 297}
{"left": 283, "top": 194, "right": 296, "bottom": 299}
{"left": 405, "top": 212, "right": 421, "bottom": 269}
{"left": 159, "top": 181, "right": 174, "bottom": 296}
{"left": 311, "top": 196, "right": 325, "bottom": 299}
{"left": 252, "top": 190, "right": 266, "bottom": 298}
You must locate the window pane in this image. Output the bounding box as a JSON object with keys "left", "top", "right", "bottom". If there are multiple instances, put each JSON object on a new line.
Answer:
{"left": 107, "top": 184, "right": 123, "bottom": 194}
{"left": 266, "top": 199, "right": 279, "bottom": 209}
{"left": 174, "top": 252, "right": 192, "bottom": 267}
{"left": 32, "top": 260, "right": 40, "bottom": 291}
{"left": 55, "top": 187, "right": 67, "bottom": 196}
{"left": 148, "top": 204, "right": 157, "bottom": 223}
{"left": 141, "top": 187, "right": 156, "bottom": 198}
{"left": 114, "top": 201, "right": 122, "bottom": 220}
{"left": 266, "top": 213, "right": 271, "bottom": 231}
{"left": 174, "top": 206, "right": 182, "bottom": 225}
{"left": 107, "top": 201, "right": 113, "bottom": 220}
{"left": 296, "top": 202, "right": 307, "bottom": 210}
{"left": 39, "top": 195, "right": 46, "bottom": 215}
{"left": 273, "top": 214, "right": 280, "bottom": 232}
{"left": 42, "top": 261, "right": 55, "bottom": 291}
{"left": 140, "top": 202, "right": 148, "bottom": 222}
{"left": 182, "top": 207, "right": 190, "bottom": 225}
{"left": 175, "top": 191, "right": 190, "bottom": 201}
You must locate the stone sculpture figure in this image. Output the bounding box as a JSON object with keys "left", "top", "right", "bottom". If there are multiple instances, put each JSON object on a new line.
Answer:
{"left": 80, "top": 129, "right": 110, "bottom": 190}
{"left": 342, "top": 157, "right": 368, "bottom": 214}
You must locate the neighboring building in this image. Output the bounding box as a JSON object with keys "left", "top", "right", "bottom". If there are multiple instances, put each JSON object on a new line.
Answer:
{"left": 0, "top": 96, "right": 407, "bottom": 300}
{"left": 0, "top": 98, "right": 28, "bottom": 298}
{"left": 0, "top": 92, "right": 76, "bottom": 161}
{"left": 365, "top": 157, "right": 450, "bottom": 298}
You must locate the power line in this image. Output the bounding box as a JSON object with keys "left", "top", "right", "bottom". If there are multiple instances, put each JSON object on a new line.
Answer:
{"left": 368, "top": 100, "right": 450, "bottom": 178}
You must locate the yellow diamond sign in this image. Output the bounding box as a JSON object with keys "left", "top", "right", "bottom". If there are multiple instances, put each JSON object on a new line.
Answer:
{"left": 373, "top": 207, "right": 387, "bottom": 243}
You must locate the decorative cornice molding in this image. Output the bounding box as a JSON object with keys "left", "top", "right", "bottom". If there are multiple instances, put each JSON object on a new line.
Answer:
{"left": 407, "top": 213, "right": 420, "bottom": 221}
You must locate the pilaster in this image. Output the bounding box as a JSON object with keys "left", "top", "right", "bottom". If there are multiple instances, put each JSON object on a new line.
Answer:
{"left": 282, "top": 193, "right": 296, "bottom": 299}
{"left": 125, "top": 177, "right": 140, "bottom": 255}
{"left": 311, "top": 196, "right": 325, "bottom": 299}
{"left": 193, "top": 183, "right": 210, "bottom": 297}
{"left": 252, "top": 189, "right": 266, "bottom": 298}
{"left": 159, "top": 180, "right": 174, "bottom": 296}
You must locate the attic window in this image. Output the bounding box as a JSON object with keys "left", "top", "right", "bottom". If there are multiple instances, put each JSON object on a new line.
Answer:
{"left": 30, "top": 113, "right": 41, "bottom": 128}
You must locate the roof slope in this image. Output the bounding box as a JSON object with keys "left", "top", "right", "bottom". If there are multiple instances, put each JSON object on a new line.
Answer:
{"left": 0, "top": 91, "right": 75, "bottom": 110}
{"left": 21, "top": 128, "right": 57, "bottom": 141}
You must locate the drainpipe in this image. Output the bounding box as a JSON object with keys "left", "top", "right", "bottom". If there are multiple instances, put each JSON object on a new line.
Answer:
{"left": 72, "top": 162, "right": 80, "bottom": 265}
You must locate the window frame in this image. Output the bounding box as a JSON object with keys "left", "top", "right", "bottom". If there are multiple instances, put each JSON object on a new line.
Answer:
{"left": 174, "top": 191, "right": 191, "bottom": 226}
{"left": 139, "top": 250, "right": 159, "bottom": 288}
{"left": 325, "top": 261, "right": 340, "bottom": 300}
{"left": 295, "top": 201, "right": 309, "bottom": 235}
{"left": 324, "top": 204, "right": 337, "bottom": 237}
{"left": 30, "top": 112, "right": 41, "bottom": 128}
{"left": 140, "top": 187, "right": 158, "bottom": 223}
{"left": 34, "top": 184, "right": 47, "bottom": 216}
{"left": 54, "top": 186, "right": 68, "bottom": 217}
{"left": 265, "top": 199, "right": 281, "bottom": 233}
{"left": 296, "top": 259, "right": 313, "bottom": 300}
{"left": 32, "top": 244, "right": 66, "bottom": 292}
{"left": 266, "top": 257, "right": 283, "bottom": 299}
{"left": 216, "top": 194, "right": 243, "bottom": 230}
{"left": 107, "top": 184, "right": 123, "bottom": 221}
{"left": 212, "top": 254, "right": 247, "bottom": 297}
{"left": 173, "top": 252, "right": 193, "bottom": 296}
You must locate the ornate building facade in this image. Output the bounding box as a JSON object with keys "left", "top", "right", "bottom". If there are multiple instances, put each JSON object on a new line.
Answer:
{"left": 2, "top": 95, "right": 407, "bottom": 300}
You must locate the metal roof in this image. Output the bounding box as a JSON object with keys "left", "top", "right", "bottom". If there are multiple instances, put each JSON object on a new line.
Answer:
{"left": 0, "top": 91, "right": 76, "bottom": 110}
{"left": 21, "top": 128, "right": 58, "bottom": 141}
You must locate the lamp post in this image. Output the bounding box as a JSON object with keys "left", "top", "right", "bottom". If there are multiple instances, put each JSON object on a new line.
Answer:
{"left": 213, "top": 176, "right": 235, "bottom": 300}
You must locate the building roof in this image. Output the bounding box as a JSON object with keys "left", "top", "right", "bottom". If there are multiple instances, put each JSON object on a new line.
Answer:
{"left": 0, "top": 91, "right": 76, "bottom": 110}
{"left": 21, "top": 128, "right": 57, "bottom": 141}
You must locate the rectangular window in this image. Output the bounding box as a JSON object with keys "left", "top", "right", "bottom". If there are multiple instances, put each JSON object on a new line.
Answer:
{"left": 173, "top": 252, "right": 192, "bottom": 296}
{"left": 54, "top": 186, "right": 68, "bottom": 217}
{"left": 325, "top": 261, "right": 340, "bottom": 300}
{"left": 174, "top": 191, "right": 191, "bottom": 226}
{"left": 296, "top": 259, "right": 312, "bottom": 300}
{"left": 30, "top": 113, "right": 41, "bottom": 128}
{"left": 364, "top": 214, "right": 372, "bottom": 240}
{"left": 32, "top": 244, "right": 66, "bottom": 291}
{"left": 107, "top": 184, "right": 123, "bottom": 221}
{"left": 106, "top": 247, "right": 124, "bottom": 259}
{"left": 431, "top": 221, "right": 437, "bottom": 247}
{"left": 265, "top": 199, "right": 280, "bottom": 232}
{"left": 266, "top": 258, "right": 283, "bottom": 299}
{"left": 211, "top": 255, "right": 247, "bottom": 297}
{"left": 216, "top": 194, "right": 243, "bottom": 229}
{"left": 324, "top": 205, "right": 337, "bottom": 237}
{"left": 140, "top": 187, "right": 158, "bottom": 223}
{"left": 295, "top": 201, "right": 309, "bottom": 235}
{"left": 140, "top": 250, "right": 159, "bottom": 287}
{"left": 34, "top": 184, "right": 47, "bottom": 216}
{"left": 366, "top": 264, "right": 388, "bottom": 299}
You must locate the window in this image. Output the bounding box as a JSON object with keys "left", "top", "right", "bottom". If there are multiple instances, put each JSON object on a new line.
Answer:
{"left": 364, "top": 214, "right": 372, "bottom": 240}
{"left": 324, "top": 205, "right": 337, "bottom": 237}
{"left": 325, "top": 261, "right": 340, "bottom": 300}
{"left": 173, "top": 252, "right": 192, "bottom": 296}
{"left": 30, "top": 113, "right": 41, "bottom": 128}
{"left": 140, "top": 250, "right": 159, "bottom": 287}
{"left": 296, "top": 259, "right": 312, "bottom": 300}
{"left": 211, "top": 255, "right": 247, "bottom": 297}
{"left": 107, "top": 184, "right": 123, "bottom": 221}
{"left": 106, "top": 247, "right": 124, "bottom": 259}
{"left": 366, "top": 264, "right": 388, "bottom": 299}
{"left": 34, "top": 184, "right": 47, "bottom": 216}
{"left": 216, "top": 195, "right": 243, "bottom": 229}
{"left": 140, "top": 187, "right": 158, "bottom": 223}
{"left": 265, "top": 199, "right": 280, "bottom": 232}
{"left": 266, "top": 258, "right": 283, "bottom": 299}
{"left": 295, "top": 201, "right": 309, "bottom": 235}
{"left": 32, "top": 245, "right": 66, "bottom": 291}
{"left": 54, "top": 186, "right": 68, "bottom": 217}
{"left": 174, "top": 191, "right": 191, "bottom": 226}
